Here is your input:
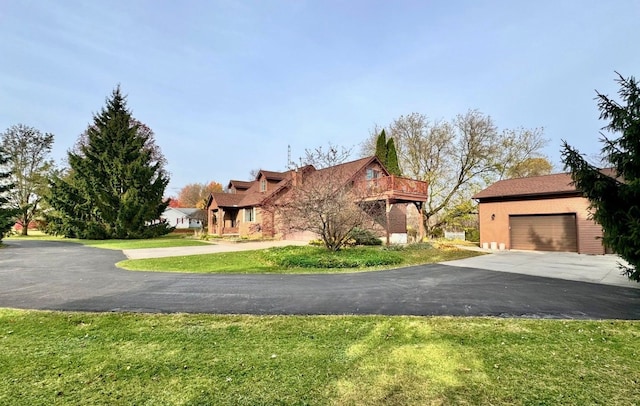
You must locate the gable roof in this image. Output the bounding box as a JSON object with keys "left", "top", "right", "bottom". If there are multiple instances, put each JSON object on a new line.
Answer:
{"left": 207, "top": 156, "right": 387, "bottom": 209}
{"left": 164, "top": 207, "right": 204, "bottom": 217}
{"left": 257, "top": 170, "right": 287, "bottom": 181}
{"left": 308, "top": 156, "right": 384, "bottom": 186}
{"left": 473, "top": 173, "right": 578, "bottom": 200}
{"left": 227, "top": 180, "right": 254, "bottom": 190}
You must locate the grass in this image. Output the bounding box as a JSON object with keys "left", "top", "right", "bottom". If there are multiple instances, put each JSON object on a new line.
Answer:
{"left": 0, "top": 309, "right": 638, "bottom": 405}
{"left": 117, "top": 242, "right": 483, "bottom": 274}
{"left": 6, "top": 231, "right": 210, "bottom": 250}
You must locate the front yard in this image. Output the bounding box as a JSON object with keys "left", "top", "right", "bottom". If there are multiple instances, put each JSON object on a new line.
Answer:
{"left": 1, "top": 309, "right": 638, "bottom": 405}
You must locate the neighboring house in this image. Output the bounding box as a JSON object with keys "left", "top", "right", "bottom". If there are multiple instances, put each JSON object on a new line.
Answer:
{"left": 205, "top": 156, "right": 429, "bottom": 242}
{"left": 473, "top": 172, "right": 607, "bottom": 254}
{"left": 161, "top": 207, "right": 206, "bottom": 230}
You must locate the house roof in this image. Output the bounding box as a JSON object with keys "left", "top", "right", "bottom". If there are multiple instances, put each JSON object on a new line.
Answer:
{"left": 473, "top": 173, "right": 578, "bottom": 200}
{"left": 257, "top": 170, "right": 287, "bottom": 181}
{"left": 209, "top": 192, "right": 246, "bottom": 208}
{"left": 164, "top": 207, "right": 204, "bottom": 217}
{"left": 207, "top": 156, "right": 386, "bottom": 209}
{"left": 227, "top": 180, "right": 253, "bottom": 190}
{"left": 309, "top": 156, "right": 382, "bottom": 186}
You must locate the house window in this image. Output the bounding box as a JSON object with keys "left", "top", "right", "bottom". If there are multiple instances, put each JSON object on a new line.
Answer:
{"left": 366, "top": 168, "right": 380, "bottom": 180}
{"left": 244, "top": 208, "right": 255, "bottom": 222}
{"left": 260, "top": 179, "right": 267, "bottom": 192}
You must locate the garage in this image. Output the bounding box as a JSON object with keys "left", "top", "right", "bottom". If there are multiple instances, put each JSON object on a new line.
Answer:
{"left": 509, "top": 213, "right": 578, "bottom": 252}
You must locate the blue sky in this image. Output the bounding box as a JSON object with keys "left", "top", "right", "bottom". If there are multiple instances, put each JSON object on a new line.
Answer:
{"left": 1, "top": 1, "right": 638, "bottom": 195}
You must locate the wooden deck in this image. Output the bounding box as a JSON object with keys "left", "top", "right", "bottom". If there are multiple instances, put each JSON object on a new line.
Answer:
{"left": 356, "top": 175, "right": 428, "bottom": 203}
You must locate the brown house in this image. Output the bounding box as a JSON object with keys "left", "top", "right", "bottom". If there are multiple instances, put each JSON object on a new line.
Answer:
{"left": 473, "top": 173, "right": 606, "bottom": 254}
{"left": 205, "top": 156, "right": 428, "bottom": 242}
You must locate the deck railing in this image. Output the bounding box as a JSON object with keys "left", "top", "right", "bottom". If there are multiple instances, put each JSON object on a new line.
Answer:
{"left": 356, "top": 175, "right": 428, "bottom": 199}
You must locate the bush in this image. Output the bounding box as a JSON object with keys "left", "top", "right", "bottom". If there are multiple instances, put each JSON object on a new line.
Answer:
{"left": 348, "top": 227, "right": 382, "bottom": 246}
{"left": 262, "top": 246, "right": 402, "bottom": 268}
{"left": 464, "top": 227, "right": 480, "bottom": 242}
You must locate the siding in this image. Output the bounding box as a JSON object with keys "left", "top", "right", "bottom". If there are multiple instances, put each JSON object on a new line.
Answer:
{"left": 478, "top": 196, "right": 604, "bottom": 254}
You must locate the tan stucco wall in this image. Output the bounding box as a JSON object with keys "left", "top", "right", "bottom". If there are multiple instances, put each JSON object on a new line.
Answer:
{"left": 478, "top": 196, "right": 604, "bottom": 254}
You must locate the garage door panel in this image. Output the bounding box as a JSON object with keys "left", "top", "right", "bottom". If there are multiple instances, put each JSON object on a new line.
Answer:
{"left": 510, "top": 214, "right": 577, "bottom": 252}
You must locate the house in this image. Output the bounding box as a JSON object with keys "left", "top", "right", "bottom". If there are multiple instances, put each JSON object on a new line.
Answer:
{"left": 205, "top": 156, "right": 429, "bottom": 242}
{"left": 161, "top": 207, "right": 206, "bottom": 230}
{"left": 473, "top": 172, "right": 606, "bottom": 254}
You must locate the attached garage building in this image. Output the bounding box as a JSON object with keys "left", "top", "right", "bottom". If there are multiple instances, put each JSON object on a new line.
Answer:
{"left": 473, "top": 173, "right": 605, "bottom": 255}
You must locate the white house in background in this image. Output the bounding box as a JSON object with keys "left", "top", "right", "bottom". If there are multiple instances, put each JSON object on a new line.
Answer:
{"left": 161, "top": 207, "right": 206, "bottom": 230}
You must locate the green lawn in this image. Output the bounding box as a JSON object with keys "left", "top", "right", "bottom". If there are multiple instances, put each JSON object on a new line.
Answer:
{"left": 6, "top": 232, "right": 210, "bottom": 250}
{"left": 117, "top": 243, "right": 483, "bottom": 274}
{"left": 1, "top": 309, "right": 638, "bottom": 405}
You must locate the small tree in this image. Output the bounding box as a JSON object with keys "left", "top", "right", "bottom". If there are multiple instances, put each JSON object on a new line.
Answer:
{"left": 0, "top": 146, "right": 17, "bottom": 241}
{"left": 278, "top": 145, "right": 379, "bottom": 251}
{"left": 562, "top": 72, "right": 640, "bottom": 282}
{"left": 373, "top": 130, "right": 401, "bottom": 176}
{"left": 385, "top": 137, "right": 401, "bottom": 176}
{"left": 47, "top": 86, "right": 172, "bottom": 239}
{"left": 0, "top": 124, "right": 54, "bottom": 235}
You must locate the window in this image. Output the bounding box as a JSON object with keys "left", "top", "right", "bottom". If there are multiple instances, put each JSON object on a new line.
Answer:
{"left": 366, "top": 168, "right": 380, "bottom": 180}
{"left": 244, "top": 208, "right": 255, "bottom": 222}
{"left": 260, "top": 179, "right": 267, "bottom": 192}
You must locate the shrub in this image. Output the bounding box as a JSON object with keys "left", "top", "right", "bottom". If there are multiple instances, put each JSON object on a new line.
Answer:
{"left": 262, "top": 246, "right": 402, "bottom": 268}
{"left": 348, "top": 227, "right": 382, "bottom": 246}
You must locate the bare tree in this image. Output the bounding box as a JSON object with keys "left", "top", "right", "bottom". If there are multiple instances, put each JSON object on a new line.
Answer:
{"left": 277, "top": 145, "right": 379, "bottom": 251}
{"left": 361, "top": 111, "right": 549, "bottom": 236}
{"left": 1, "top": 124, "right": 54, "bottom": 235}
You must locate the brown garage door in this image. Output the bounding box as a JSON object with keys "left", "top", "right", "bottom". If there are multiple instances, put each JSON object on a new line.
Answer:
{"left": 509, "top": 214, "right": 577, "bottom": 252}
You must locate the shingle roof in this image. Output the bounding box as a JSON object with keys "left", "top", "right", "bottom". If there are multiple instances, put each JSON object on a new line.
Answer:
{"left": 209, "top": 156, "right": 384, "bottom": 209}
{"left": 228, "top": 180, "right": 254, "bottom": 190}
{"left": 258, "top": 170, "right": 287, "bottom": 181}
{"left": 209, "top": 192, "right": 246, "bottom": 207}
{"left": 172, "top": 208, "right": 204, "bottom": 216}
{"left": 473, "top": 173, "right": 577, "bottom": 200}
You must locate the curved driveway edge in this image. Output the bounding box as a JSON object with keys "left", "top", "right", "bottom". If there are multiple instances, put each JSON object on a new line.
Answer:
{"left": 1, "top": 240, "right": 639, "bottom": 319}
{"left": 122, "top": 239, "right": 308, "bottom": 259}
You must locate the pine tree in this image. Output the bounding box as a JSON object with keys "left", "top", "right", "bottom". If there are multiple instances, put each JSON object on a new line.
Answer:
{"left": 0, "top": 146, "right": 17, "bottom": 240}
{"left": 47, "top": 86, "right": 172, "bottom": 239}
{"left": 375, "top": 130, "right": 388, "bottom": 166}
{"left": 385, "top": 138, "right": 402, "bottom": 176}
{"left": 562, "top": 73, "right": 640, "bottom": 282}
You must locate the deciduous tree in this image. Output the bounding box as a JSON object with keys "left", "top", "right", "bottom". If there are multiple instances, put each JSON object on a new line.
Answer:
{"left": 562, "top": 72, "right": 640, "bottom": 282}
{"left": 362, "top": 111, "right": 548, "bottom": 236}
{"left": 277, "top": 145, "right": 380, "bottom": 251}
{"left": 506, "top": 157, "right": 554, "bottom": 178}
{"left": 0, "top": 124, "right": 54, "bottom": 235}
{"left": 175, "top": 181, "right": 223, "bottom": 208}
{"left": 0, "top": 146, "right": 17, "bottom": 241}
{"left": 46, "top": 86, "right": 172, "bottom": 239}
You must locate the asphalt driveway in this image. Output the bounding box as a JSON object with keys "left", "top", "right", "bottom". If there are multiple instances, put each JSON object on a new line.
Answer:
{"left": 1, "top": 239, "right": 639, "bottom": 319}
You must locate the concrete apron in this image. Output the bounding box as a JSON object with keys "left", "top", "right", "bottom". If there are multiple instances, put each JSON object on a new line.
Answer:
{"left": 443, "top": 249, "right": 639, "bottom": 289}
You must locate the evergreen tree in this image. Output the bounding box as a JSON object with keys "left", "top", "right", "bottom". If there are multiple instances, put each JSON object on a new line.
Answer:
{"left": 375, "top": 130, "right": 388, "bottom": 166}
{"left": 561, "top": 73, "right": 640, "bottom": 282}
{"left": 0, "top": 146, "right": 17, "bottom": 241}
{"left": 47, "top": 86, "right": 172, "bottom": 239}
{"left": 385, "top": 138, "right": 402, "bottom": 176}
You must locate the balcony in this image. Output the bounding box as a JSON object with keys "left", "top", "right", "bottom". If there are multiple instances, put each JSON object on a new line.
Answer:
{"left": 356, "top": 175, "right": 428, "bottom": 203}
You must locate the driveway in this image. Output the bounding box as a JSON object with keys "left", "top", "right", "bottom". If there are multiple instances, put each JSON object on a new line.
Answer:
{"left": 1, "top": 240, "right": 639, "bottom": 319}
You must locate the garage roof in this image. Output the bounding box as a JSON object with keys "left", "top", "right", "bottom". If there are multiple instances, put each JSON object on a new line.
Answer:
{"left": 473, "top": 173, "right": 577, "bottom": 200}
